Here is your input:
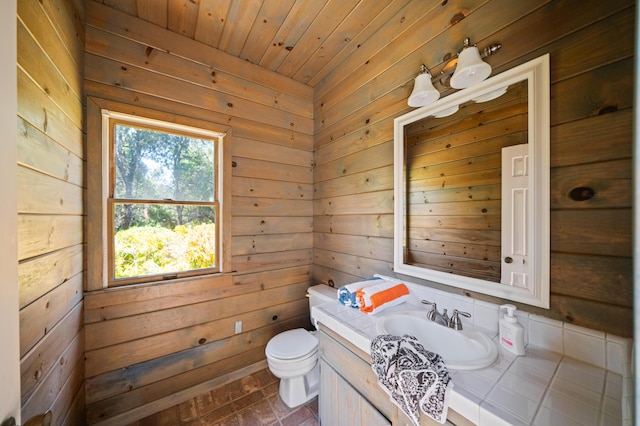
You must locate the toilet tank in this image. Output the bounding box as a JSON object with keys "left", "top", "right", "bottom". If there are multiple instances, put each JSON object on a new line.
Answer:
{"left": 307, "top": 284, "right": 337, "bottom": 328}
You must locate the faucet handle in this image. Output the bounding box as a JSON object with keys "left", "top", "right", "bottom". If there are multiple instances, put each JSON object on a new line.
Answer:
{"left": 420, "top": 300, "right": 438, "bottom": 321}
{"left": 448, "top": 309, "right": 471, "bottom": 330}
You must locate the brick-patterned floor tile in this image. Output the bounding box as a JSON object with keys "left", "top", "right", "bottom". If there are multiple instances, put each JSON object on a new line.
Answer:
{"left": 135, "top": 368, "right": 317, "bottom": 426}
{"left": 252, "top": 399, "right": 278, "bottom": 425}
{"left": 236, "top": 407, "right": 262, "bottom": 426}
{"left": 233, "top": 391, "right": 264, "bottom": 411}
{"left": 179, "top": 398, "right": 200, "bottom": 422}
{"left": 280, "top": 406, "right": 314, "bottom": 426}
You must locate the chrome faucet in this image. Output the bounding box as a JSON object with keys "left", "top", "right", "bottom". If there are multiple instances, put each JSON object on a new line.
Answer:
{"left": 421, "top": 300, "right": 448, "bottom": 326}
{"left": 421, "top": 300, "right": 472, "bottom": 330}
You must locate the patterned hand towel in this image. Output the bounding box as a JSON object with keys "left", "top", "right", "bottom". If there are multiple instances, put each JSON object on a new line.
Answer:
{"left": 371, "top": 334, "right": 453, "bottom": 425}
{"left": 356, "top": 282, "right": 409, "bottom": 315}
{"left": 337, "top": 277, "right": 384, "bottom": 307}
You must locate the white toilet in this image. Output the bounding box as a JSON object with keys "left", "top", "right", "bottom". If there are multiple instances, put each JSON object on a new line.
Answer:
{"left": 265, "top": 284, "right": 336, "bottom": 408}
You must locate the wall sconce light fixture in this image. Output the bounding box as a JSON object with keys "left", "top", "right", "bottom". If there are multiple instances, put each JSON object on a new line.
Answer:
{"left": 407, "top": 37, "right": 501, "bottom": 107}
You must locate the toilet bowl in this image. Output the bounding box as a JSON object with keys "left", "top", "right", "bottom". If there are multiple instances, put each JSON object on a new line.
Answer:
{"left": 265, "top": 284, "right": 336, "bottom": 408}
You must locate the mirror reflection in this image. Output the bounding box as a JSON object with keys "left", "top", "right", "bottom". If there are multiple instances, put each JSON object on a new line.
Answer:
{"left": 403, "top": 80, "right": 528, "bottom": 283}
{"left": 394, "top": 55, "right": 550, "bottom": 308}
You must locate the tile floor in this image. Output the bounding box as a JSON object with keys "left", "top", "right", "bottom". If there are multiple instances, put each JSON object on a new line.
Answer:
{"left": 127, "top": 368, "right": 319, "bottom": 426}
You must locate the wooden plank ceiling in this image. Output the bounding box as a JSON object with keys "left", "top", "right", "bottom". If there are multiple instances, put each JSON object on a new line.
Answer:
{"left": 98, "top": 0, "right": 409, "bottom": 87}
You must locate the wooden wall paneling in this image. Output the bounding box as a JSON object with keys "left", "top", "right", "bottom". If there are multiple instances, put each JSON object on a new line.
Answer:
{"left": 22, "top": 330, "right": 84, "bottom": 423}
{"left": 314, "top": 190, "right": 394, "bottom": 216}
{"left": 84, "top": 274, "right": 233, "bottom": 322}
{"left": 20, "top": 273, "right": 83, "bottom": 356}
{"left": 232, "top": 216, "right": 313, "bottom": 236}
{"left": 84, "top": 281, "right": 310, "bottom": 352}
{"left": 313, "top": 248, "right": 393, "bottom": 280}
{"left": 231, "top": 265, "right": 311, "bottom": 286}
{"left": 550, "top": 110, "right": 632, "bottom": 168}
{"left": 17, "top": 168, "right": 83, "bottom": 215}
{"left": 84, "top": 80, "right": 313, "bottom": 151}
{"left": 85, "top": 311, "right": 307, "bottom": 404}
{"left": 85, "top": 298, "right": 307, "bottom": 380}
{"left": 19, "top": 245, "right": 83, "bottom": 309}
{"left": 17, "top": 21, "right": 83, "bottom": 128}
{"left": 233, "top": 197, "right": 312, "bottom": 217}
{"left": 232, "top": 137, "right": 313, "bottom": 165}
{"left": 232, "top": 249, "right": 313, "bottom": 274}
{"left": 85, "top": 53, "right": 313, "bottom": 134}
{"left": 313, "top": 214, "right": 394, "bottom": 238}
{"left": 18, "top": 0, "right": 85, "bottom": 423}
{"left": 232, "top": 177, "right": 313, "bottom": 199}
{"left": 551, "top": 160, "right": 631, "bottom": 209}
{"left": 17, "top": 69, "right": 83, "bottom": 155}
{"left": 550, "top": 209, "right": 631, "bottom": 257}
{"left": 20, "top": 301, "right": 83, "bottom": 404}
{"left": 313, "top": 166, "right": 394, "bottom": 199}
{"left": 86, "top": 1, "right": 313, "bottom": 102}
{"left": 314, "top": 142, "right": 393, "bottom": 183}
{"left": 314, "top": 233, "right": 392, "bottom": 262}
{"left": 551, "top": 253, "right": 632, "bottom": 307}
{"left": 312, "top": 0, "right": 449, "bottom": 101}
{"left": 232, "top": 157, "right": 312, "bottom": 184}
{"left": 86, "top": 346, "right": 268, "bottom": 425}
{"left": 17, "top": 0, "right": 83, "bottom": 98}
{"left": 85, "top": 26, "right": 313, "bottom": 119}
{"left": 17, "top": 215, "right": 82, "bottom": 260}
{"left": 35, "top": 0, "right": 85, "bottom": 68}
{"left": 488, "top": 1, "right": 634, "bottom": 81}
{"left": 313, "top": 0, "right": 537, "bottom": 130}
{"left": 314, "top": 119, "right": 393, "bottom": 168}
{"left": 232, "top": 233, "right": 313, "bottom": 256}
{"left": 17, "top": 117, "right": 83, "bottom": 187}
{"left": 312, "top": 0, "right": 634, "bottom": 336}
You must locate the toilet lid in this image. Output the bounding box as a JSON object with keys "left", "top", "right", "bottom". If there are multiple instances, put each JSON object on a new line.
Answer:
{"left": 266, "top": 328, "right": 318, "bottom": 360}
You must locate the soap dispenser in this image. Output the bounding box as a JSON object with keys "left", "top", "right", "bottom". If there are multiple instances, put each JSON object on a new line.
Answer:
{"left": 499, "top": 304, "right": 525, "bottom": 355}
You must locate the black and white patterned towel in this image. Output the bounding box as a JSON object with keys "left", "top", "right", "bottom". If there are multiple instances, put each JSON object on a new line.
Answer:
{"left": 371, "top": 334, "right": 453, "bottom": 425}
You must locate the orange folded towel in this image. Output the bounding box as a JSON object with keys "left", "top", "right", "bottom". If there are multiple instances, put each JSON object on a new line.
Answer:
{"left": 356, "top": 282, "right": 410, "bottom": 315}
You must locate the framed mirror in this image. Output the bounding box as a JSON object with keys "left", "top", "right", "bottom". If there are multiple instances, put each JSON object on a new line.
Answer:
{"left": 394, "top": 54, "right": 550, "bottom": 308}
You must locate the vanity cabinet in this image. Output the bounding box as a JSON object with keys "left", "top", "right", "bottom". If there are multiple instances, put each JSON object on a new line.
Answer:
{"left": 318, "top": 326, "right": 473, "bottom": 426}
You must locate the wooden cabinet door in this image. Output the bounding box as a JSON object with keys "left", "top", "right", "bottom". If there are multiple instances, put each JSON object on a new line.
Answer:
{"left": 319, "top": 359, "right": 391, "bottom": 426}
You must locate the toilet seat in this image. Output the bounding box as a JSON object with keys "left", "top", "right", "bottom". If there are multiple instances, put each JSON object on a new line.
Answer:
{"left": 265, "top": 328, "right": 318, "bottom": 360}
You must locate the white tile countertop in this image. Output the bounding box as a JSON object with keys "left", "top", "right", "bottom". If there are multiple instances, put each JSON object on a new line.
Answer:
{"left": 312, "top": 283, "right": 633, "bottom": 426}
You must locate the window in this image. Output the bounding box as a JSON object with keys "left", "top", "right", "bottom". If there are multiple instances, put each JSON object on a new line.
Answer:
{"left": 101, "top": 110, "right": 226, "bottom": 286}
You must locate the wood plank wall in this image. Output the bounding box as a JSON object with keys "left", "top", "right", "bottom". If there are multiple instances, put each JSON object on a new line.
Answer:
{"left": 313, "top": 0, "right": 634, "bottom": 337}
{"left": 83, "top": 1, "right": 314, "bottom": 423}
{"left": 17, "top": 0, "right": 85, "bottom": 424}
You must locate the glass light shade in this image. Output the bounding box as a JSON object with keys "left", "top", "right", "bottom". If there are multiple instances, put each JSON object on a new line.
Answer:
{"left": 450, "top": 46, "right": 492, "bottom": 89}
{"left": 408, "top": 72, "right": 440, "bottom": 107}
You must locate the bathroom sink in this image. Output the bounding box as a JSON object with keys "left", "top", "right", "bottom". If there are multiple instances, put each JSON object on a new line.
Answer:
{"left": 376, "top": 311, "right": 498, "bottom": 370}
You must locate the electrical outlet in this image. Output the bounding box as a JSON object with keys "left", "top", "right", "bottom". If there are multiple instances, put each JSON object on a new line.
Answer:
{"left": 234, "top": 320, "right": 242, "bottom": 334}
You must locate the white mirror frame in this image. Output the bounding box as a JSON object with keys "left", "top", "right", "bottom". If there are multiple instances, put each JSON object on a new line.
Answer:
{"left": 394, "top": 54, "right": 550, "bottom": 308}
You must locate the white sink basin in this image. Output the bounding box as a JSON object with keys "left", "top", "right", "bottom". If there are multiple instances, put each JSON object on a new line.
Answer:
{"left": 376, "top": 311, "right": 498, "bottom": 370}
